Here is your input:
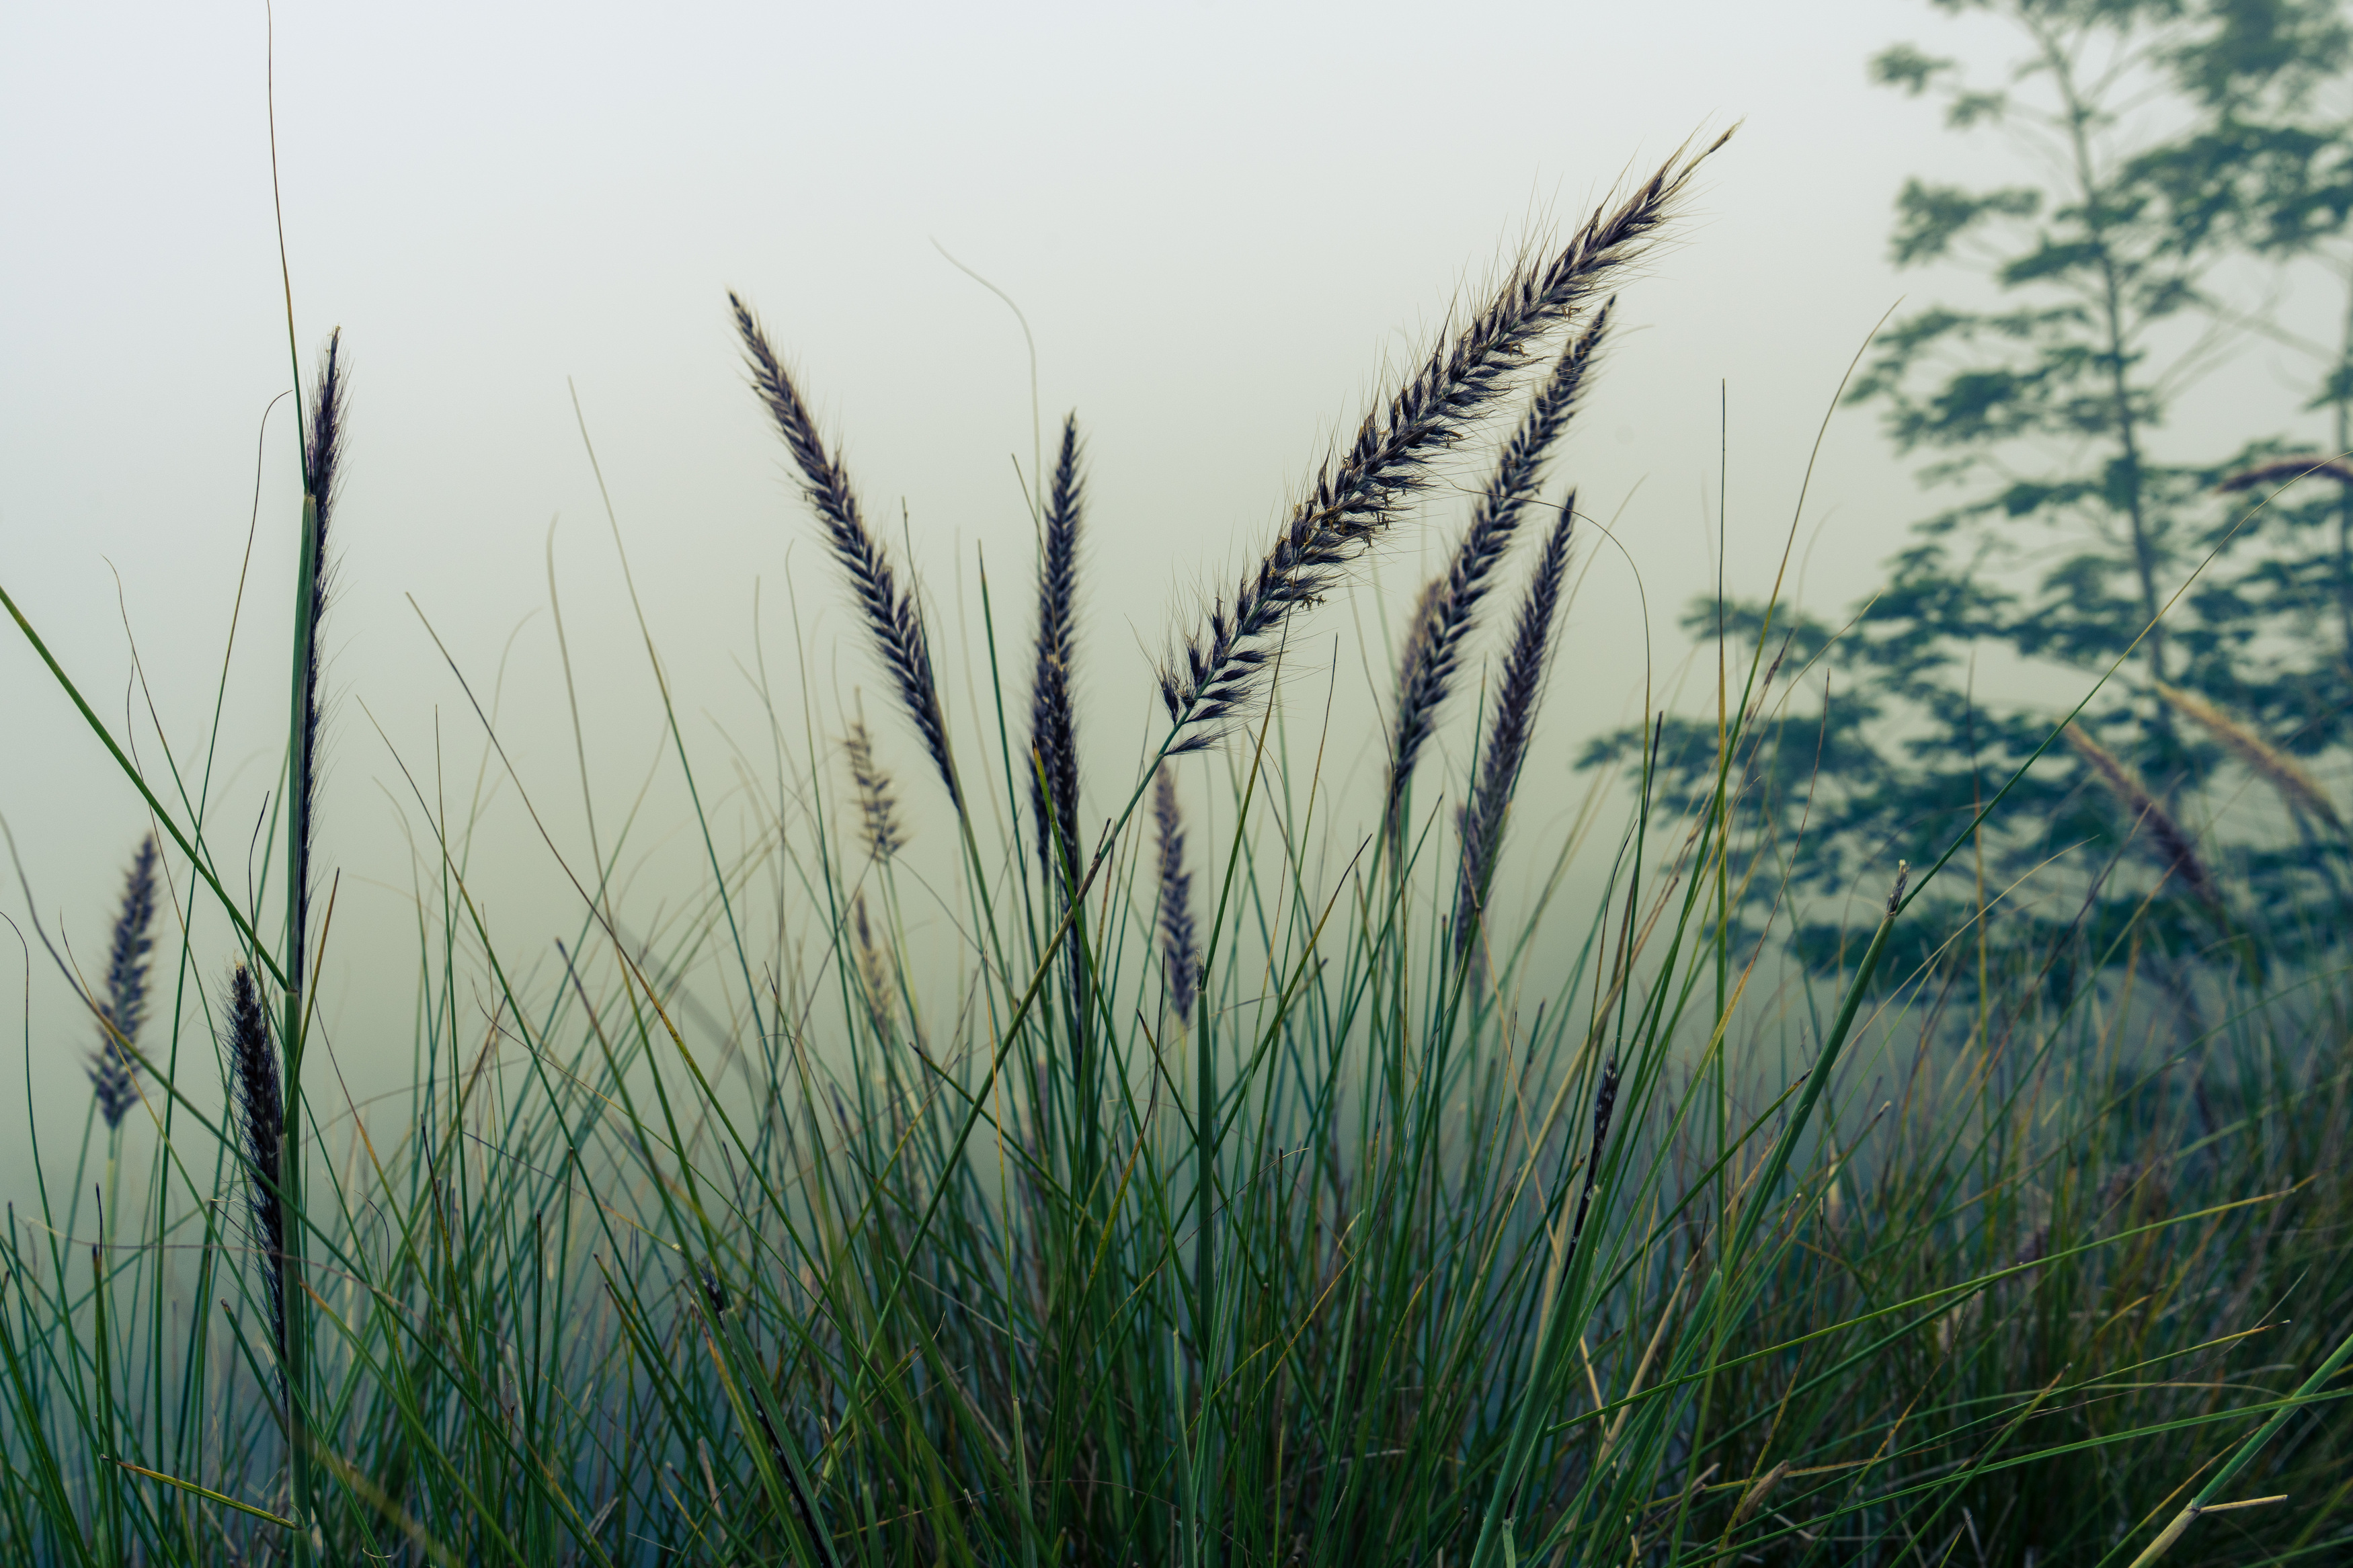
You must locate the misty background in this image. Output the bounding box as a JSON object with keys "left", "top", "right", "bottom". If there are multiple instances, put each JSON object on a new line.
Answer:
{"left": 4, "top": 1, "right": 2332, "bottom": 1207}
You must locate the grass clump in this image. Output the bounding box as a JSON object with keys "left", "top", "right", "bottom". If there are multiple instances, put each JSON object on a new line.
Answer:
{"left": 2, "top": 130, "right": 2349, "bottom": 1568}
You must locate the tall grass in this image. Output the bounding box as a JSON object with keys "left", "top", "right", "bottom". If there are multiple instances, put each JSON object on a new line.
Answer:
{"left": 2, "top": 135, "right": 2349, "bottom": 1567}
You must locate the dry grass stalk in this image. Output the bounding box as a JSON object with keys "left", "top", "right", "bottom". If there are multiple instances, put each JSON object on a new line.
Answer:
{"left": 2061, "top": 723, "right": 2222, "bottom": 908}
{"left": 1154, "top": 767, "right": 1197, "bottom": 1021}
{"left": 1455, "top": 498, "right": 1577, "bottom": 956}
{"left": 1160, "top": 135, "right": 1727, "bottom": 750}
{"left": 730, "top": 293, "right": 960, "bottom": 806}
{"left": 2157, "top": 682, "right": 2344, "bottom": 833}
{"left": 1031, "top": 413, "right": 1085, "bottom": 886}
{"left": 87, "top": 833, "right": 159, "bottom": 1129}
{"left": 225, "top": 963, "right": 288, "bottom": 1381}
{"left": 1388, "top": 302, "right": 1613, "bottom": 835}
{"left": 1728, "top": 1460, "right": 1792, "bottom": 1534}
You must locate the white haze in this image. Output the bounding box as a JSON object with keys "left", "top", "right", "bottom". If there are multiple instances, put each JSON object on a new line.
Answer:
{"left": 4, "top": 1, "right": 2340, "bottom": 1206}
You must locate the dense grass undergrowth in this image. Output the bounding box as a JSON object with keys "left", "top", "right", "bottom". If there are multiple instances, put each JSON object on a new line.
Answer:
{"left": 4, "top": 138, "right": 2350, "bottom": 1566}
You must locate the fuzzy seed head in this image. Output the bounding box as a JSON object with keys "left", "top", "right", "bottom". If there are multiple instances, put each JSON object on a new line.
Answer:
{"left": 1154, "top": 768, "right": 1198, "bottom": 1022}
{"left": 88, "top": 835, "right": 161, "bottom": 1128}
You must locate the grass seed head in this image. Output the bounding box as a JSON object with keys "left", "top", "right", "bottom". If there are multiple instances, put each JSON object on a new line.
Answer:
{"left": 731, "top": 293, "right": 961, "bottom": 807}
{"left": 224, "top": 963, "right": 287, "bottom": 1368}
{"left": 87, "top": 833, "right": 160, "bottom": 1130}
{"left": 1389, "top": 301, "right": 1613, "bottom": 832}
{"left": 2158, "top": 682, "right": 2344, "bottom": 834}
{"left": 844, "top": 718, "right": 906, "bottom": 862}
{"left": 2062, "top": 723, "right": 2221, "bottom": 909}
{"left": 1455, "top": 495, "right": 1577, "bottom": 957}
{"left": 1031, "top": 413, "right": 1086, "bottom": 888}
{"left": 1155, "top": 766, "right": 1197, "bottom": 1021}
{"left": 1164, "top": 136, "right": 1724, "bottom": 749}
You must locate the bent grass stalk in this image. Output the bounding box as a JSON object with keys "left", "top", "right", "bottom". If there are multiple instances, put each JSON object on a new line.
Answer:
{"left": 2112, "top": 1323, "right": 2353, "bottom": 1567}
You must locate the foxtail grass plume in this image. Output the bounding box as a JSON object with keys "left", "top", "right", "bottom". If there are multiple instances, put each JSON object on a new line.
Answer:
{"left": 842, "top": 718, "right": 905, "bottom": 862}
{"left": 2062, "top": 723, "right": 2222, "bottom": 909}
{"left": 1031, "top": 414, "right": 1085, "bottom": 887}
{"left": 1388, "top": 302, "right": 1613, "bottom": 835}
{"left": 1562, "top": 1055, "right": 1621, "bottom": 1271}
{"left": 1455, "top": 498, "right": 1577, "bottom": 958}
{"left": 1393, "top": 581, "right": 1447, "bottom": 733}
{"left": 1154, "top": 766, "right": 1197, "bottom": 1021}
{"left": 292, "top": 328, "right": 345, "bottom": 1000}
{"left": 2217, "top": 454, "right": 2353, "bottom": 492}
{"left": 87, "top": 833, "right": 160, "bottom": 1129}
{"left": 1160, "top": 136, "right": 1724, "bottom": 750}
{"left": 731, "top": 294, "right": 960, "bottom": 807}
{"left": 225, "top": 963, "right": 288, "bottom": 1377}
{"left": 2157, "top": 682, "right": 2345, "bottom": 834}
{"left": 851, "top": 893, "right": 894, "bottom": 1037}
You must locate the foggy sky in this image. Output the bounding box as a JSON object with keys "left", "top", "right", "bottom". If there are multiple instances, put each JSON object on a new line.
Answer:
{"left": 4, "top": 1, "right": 2326, "bottom": 1202}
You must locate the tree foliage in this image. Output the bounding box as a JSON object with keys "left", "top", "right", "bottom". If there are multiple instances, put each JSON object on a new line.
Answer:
{"left": 1588, "top": 0, "right": 2353, "bottom": 984}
